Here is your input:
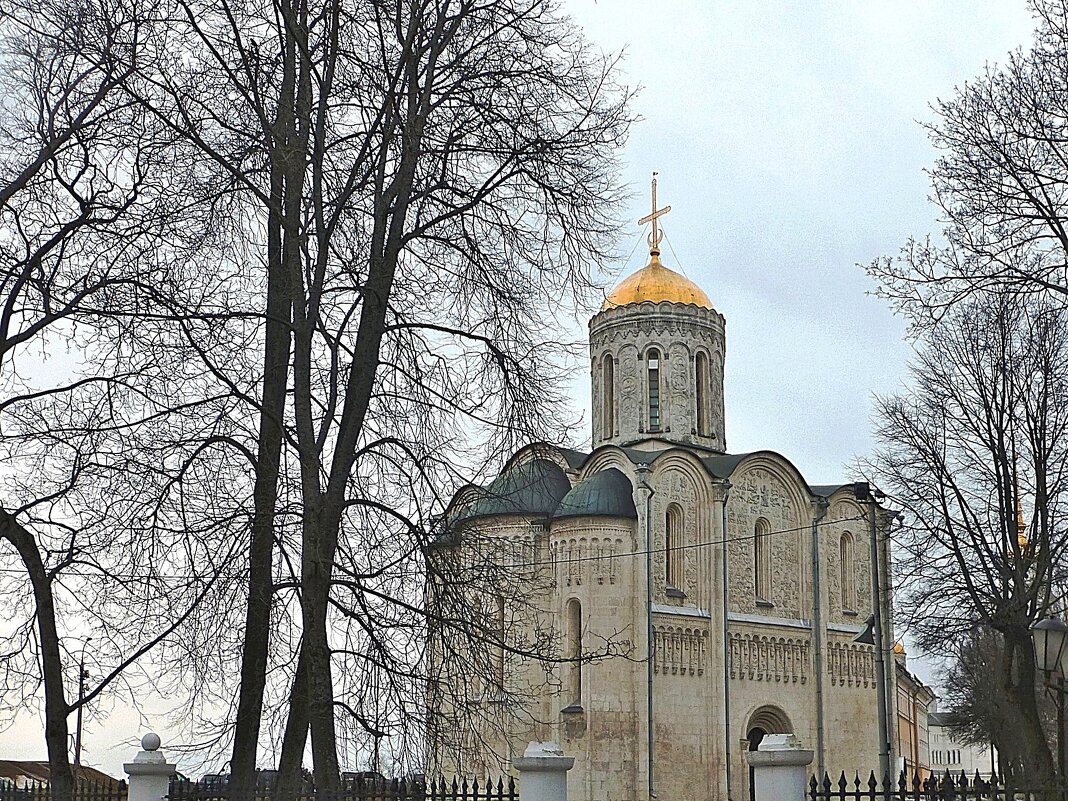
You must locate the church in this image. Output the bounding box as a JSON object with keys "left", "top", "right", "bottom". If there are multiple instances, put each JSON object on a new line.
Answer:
{"left": 429, "top": 180, "right": 900, "bottom": 801}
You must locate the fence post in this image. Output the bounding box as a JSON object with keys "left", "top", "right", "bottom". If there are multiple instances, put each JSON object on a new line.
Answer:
{"left": 124, "top": 734, "right": 177, "bottom": 801}
{"left": 512, "top": 742, "right": 574, "bottom": 801}
{"left": 744, "top": 734, "right": 814, "bottom": 801}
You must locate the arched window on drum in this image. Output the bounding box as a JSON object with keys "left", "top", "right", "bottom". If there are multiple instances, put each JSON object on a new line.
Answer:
{"left": 601, "top": 354, "right": 614, "bottom": 439}
{"left": 647, "top": 348, "right": 662, "bottom": 432}
{"left": 695, "top": 351, "right": 710, "bottom": 437}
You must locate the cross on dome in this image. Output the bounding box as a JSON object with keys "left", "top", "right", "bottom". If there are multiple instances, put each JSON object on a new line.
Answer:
{"left": 601, "top": 172, "right": 713, "bottom": 310}
{"left": 638, "top": 171, "right": 672, "bottom": 256}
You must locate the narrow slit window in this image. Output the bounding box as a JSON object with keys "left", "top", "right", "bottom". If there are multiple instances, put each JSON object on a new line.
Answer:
{"left": 495, "top": 595, "right": 506, "bottom": 688}
{"left": 666, "top": 504, "right": 685, "bottom": 589}
{"left": 696, "top": 351, "right": 710, "bottom": 436}
{"left": 566, "top": 598, "right": 582, "bottom": 706}
{"left": 602, "top": 354, "right": 614, "bottom": 439}
{"left": 754, "top": 518, "right": 771, "bottom": 603}
{"left": 648, "top": 349, "right": 661, "bottom": 432}
{"left": 840, "top": 532, "right": 856, "bottom": 612}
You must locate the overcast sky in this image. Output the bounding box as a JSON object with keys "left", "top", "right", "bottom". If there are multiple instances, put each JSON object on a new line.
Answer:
{"left": 564, "top": 0, "right": 1037, "bottom": 485}
{"left": 554, "top": 0, "right": 1038, "bottom": 695}
{"left": 0, "top": 0, "right": 1041, "bottom": 777}
{"left": 554, "top": 0, "right": 1044, "bottom": 699}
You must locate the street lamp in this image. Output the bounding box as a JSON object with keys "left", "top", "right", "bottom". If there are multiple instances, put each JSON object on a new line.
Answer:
{"left": 853, "top": 482, "right": 893, "bottom": 782}
{"left": 1034, "top": 617, "right": 1068, "bottom": 677}
{"left": 1032, "top": 617, "right": 1068, "bottom": 782}
{"left": 74, "top": 637, "right": 91, "bottom": 768}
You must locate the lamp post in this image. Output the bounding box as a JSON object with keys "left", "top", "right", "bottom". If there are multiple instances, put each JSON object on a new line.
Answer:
{"left": 74, "top": 637, "right": 91, "bottom": 767}
{"left": 1033, "top": 616, "right": 1068, "bottom": 781}
{"left": 853, "top": 482, "right": 893, "bottom": 783}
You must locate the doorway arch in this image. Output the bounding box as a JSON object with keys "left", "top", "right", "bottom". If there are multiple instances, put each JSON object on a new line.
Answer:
{"left": 746, "top": 706, "right": 793, "bottom": 801}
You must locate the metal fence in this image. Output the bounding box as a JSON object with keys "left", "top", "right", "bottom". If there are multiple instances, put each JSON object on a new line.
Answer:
{"left": 167, "top": 777, "right": 516, "bottom": 801}
{"left": 0, "top": 781, "right": 127, "bottom": 801}
{"left": 810, "top": 770, "right": 1065, "bottom": 800}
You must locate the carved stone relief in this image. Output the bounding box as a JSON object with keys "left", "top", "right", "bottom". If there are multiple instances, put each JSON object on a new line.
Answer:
{"left": 653, "top": 470, "right": 699, "bottom": 602}
{"left": 618, "top": 346, "right": 640, "bottom": 437}
{"left": 827, "top": 640, "right": 875, "bottom": 687}
{"left": 668, "top": 343, "right": 692, "bottom": 435}
{"left": 549, "top": 521, "right": 632, "bottom": 589}
{"left": 711, "top": 348, "right": 725, "bottom": 445}
{"left": 653, "top": 624, "right": 708, "bottom": 676}
{"left": 728, "top": 632, "right": 809, "bottom": 684}
{"left": 825, "top": 502, "right": 871, "bottom": 624}
{"left": 727, "top": 467, "right": 801, "bottom": 616}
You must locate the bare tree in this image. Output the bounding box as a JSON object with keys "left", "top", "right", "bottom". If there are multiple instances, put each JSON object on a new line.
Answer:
{"left": 0, "top": 0, "right": 253, "bottom": 794}
{"left": 114, "top": 0, "right": 633, "bottom": 786}
{"left": 0, "top": 0, "right": 155, "bottom": 794}
{"left": 868, "top": 0, "right": 1068, "bottom": 317}
{"left": 870, "top": 291, "right": 1068, "bottom": 785}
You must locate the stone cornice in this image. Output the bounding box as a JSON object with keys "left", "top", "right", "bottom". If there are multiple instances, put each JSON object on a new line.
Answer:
{"left": 589, "top": 300, "right": 725, "bottom": 338}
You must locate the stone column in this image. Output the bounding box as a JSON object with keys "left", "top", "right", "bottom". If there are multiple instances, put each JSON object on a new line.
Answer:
{"left": 744, "top": 734, "right": 814, "bottom": 801}
{"left": 124, "top": 733, "right": 177, "bottom": 801}
{"left": 512, "top": 742, "right": 575, "bottom": 801}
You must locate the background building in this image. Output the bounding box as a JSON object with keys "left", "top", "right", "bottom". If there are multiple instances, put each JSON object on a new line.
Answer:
{"left": 928, "top": 710, "right": 998, "bottom": 779}
{"left": 894, "top": 645, "right": 935, "bottom": 780}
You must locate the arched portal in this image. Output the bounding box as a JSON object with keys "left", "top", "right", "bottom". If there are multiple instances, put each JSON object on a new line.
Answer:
{"left": 746, "top": 706, "right": 793, "bottom": 801}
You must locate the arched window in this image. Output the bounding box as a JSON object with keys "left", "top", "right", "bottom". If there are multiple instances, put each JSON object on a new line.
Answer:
{"left": 666, "top": 504, "right": 685, "bottom": 590}
{"left": 602, "top": 354, "right": 614, "bottom": 439}
{"left": 647, "top": 349, "right": 661, "bottom": 432}
{"left": 754, "top": 518, "right": 771, "bottom": 603}
{"left": 840, "top": 531, "right": 856, "bottom": 612}
{"left": 566, "top": 598, "right": 582, "bottom": 706}
{"left": 696, "top": 351, "right": 710, "bottom": 436}
{"left": 495, "top": 595, "right": 506, "bottom": 688}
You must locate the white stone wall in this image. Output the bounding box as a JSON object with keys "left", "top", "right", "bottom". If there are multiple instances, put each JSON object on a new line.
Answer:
{"left": 432, "top": 458, "right": 897, "bottom": 801}
{"left": 929, "top": 724, "right": 997, "bottom": 778}
{"left": 727, "top": 462, "right": 806, "bottom": 618}
{"left": 589, "top": 301, "right": 726, "bottom": 450}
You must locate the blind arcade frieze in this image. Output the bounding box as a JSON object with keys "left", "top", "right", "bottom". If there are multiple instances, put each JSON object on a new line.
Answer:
{"left": 729, "top": 632, "right": 809, "bottom": 684}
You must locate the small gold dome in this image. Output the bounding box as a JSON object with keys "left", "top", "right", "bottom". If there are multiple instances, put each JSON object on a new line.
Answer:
{"left": 893, "top": 642, "right": 906, "bottom": 655}
{"left": 602, "top": 252, "right": 713, "bottom": 311}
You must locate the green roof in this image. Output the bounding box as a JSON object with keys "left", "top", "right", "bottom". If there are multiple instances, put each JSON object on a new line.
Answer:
{"left": 452, "top": 459, "right": 570, "bottom": 523}
{"left": 553, "top": 468, "right": 637, "bottom": 520}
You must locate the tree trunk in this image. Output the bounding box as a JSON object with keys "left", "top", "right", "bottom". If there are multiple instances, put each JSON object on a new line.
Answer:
{"left": 302, "top": 504, "right": 341, "bottom": 790}
{"left": 0, "top": 511, "right": 74, "bottom": 801}
{"left": 275, "top": 647, "right": 310, "bottom": 799}
{"left": 1002, "top": 628, "right": 1056, "bottom": 786}
{"left": 228, "top": 0, "right": 304, "bottom": 782}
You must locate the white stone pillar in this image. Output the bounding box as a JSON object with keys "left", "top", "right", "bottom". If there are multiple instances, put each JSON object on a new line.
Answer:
{"left": 744, "top": 734, "right": 814, "bottom": 801}
{"left": 512, "top": 742, "right": 575, "bottom": 801}
{"left": 124, "top": 733, "right": 177, "bottom": 801}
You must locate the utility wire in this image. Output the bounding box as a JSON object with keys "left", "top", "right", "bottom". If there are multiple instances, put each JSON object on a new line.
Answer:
{"left": 0, "top": 515, "right": 870, "bottom": 580}
{"left": 465, "top": 514, "right": 869, "bottom": 569}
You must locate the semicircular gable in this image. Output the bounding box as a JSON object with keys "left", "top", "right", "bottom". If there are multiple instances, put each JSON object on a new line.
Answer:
{"left": 504, "top": 442, "right": 586, "bottom": 476}
{"left": 730, "top": 451, "right": 815, "bottom": 513}
{"left": 648, "top": 449, "right": 717, "bottom": 504}
{"left": 581, "top": 445, "right": 637, "bottom": 479}
{"left": 829, "top": 491, "right": 864, "bottom": 521}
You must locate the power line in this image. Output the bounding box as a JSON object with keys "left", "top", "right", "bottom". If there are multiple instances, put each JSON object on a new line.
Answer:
{"left": 0, "top": 516, "right": 870, "bottom": 580}
{"left": 468, "top": 514, "right": 870, "bottom": 569}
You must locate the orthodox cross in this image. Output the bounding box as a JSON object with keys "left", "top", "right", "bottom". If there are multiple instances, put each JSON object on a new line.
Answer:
{"left": 638, "top": 171, "right": 671, "bottom": 253}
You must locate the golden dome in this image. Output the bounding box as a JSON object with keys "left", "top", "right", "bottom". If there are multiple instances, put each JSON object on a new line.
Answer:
{"left": 893, "top": 642, "right": 906, "bottom": 655}
{"left": 602, "top": 252, "right": 713, "bottom": 311}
